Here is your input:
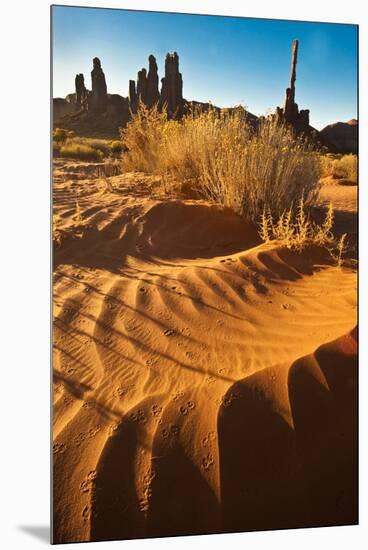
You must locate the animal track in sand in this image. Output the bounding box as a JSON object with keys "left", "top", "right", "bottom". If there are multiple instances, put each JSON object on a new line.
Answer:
{"left": 151, "top": 404, "right": 162, "bottom": 417}
{"left": 179, "top": 401, "right": 196, "bottom": 415}
{"left": 172, "top": 391, "right": 185, "bottom": 401}
{"left": 80, "top": 470, "right": 97, "bottom": 494}
{"left": 53, "top": 442, "right": 66, "bottom": 454}
{"left": 202, "top": 453, "right": 215, "bottom": 471}
{"left": 161, "top": 424, "right": 180, "bottom": 439}
{"left": 113, "top": 385, "right": 135, "bottom": 399}
{"left": 146, "top": 357, "right": 158, "bottom": 367}
{"left": 129, "top": 409, "right": 147, "bottom": 424}
{"left": 281, "top": 303, "right": 295, "bottom": 311}
{"left": 202, "top": 431, "right": 216, "bottom": 447}
{"left": 73, "top": 427, "right": 101, "bottom": 447}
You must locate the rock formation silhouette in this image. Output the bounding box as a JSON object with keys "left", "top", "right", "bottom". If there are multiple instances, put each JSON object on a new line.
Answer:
{"left": 53, "top": 45, "right": 356, "bottom": 153}
{"left": 274, "top": 40, "right": 310, "bottom": 134}
{"left": 147, "top": 54, "right": 160, "bottom": 108}
{"left": 160, "top": 52, "right": 183, "bottom": 117}
{"left": 90, "top": 57, "right": 108, "bottom": 111}
{"left": 75, "top": 73, "right": 88, "bottom": 107}
{"left": 129, "top": 80, "right": 137, "bottom": 113}
{"left": 137, "top": 68, "right": 148, "bottom": 106}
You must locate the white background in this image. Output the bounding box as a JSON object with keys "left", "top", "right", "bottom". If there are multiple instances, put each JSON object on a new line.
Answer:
{"left": 1, "top": 0, "right": 366, "bottom": 548}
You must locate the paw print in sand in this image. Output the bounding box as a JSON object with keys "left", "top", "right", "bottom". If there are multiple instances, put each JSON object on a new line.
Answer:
{"left": 202, "top": 453, "right": 214, "bottom": 471}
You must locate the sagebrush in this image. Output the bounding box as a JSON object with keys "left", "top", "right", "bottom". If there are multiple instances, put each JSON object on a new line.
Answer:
{"left": 320, "top": 153, "right": 357, "bottom": 182}
{"left": 120, "top": 104, "right": 321, "bottom": 221}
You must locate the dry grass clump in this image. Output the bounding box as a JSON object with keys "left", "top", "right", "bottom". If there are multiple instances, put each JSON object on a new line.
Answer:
{"left": 120, "top": 105, "right": 321, "bottom": 221}
{"left": 320, "top": 153, "right": 357, "bottom": 183}
{"left": 259, "top": 198, "right": 334, "bottom": 250}
{"left": 120, "top": 104, "right": 169, "bottom": 173}
{"left": 53, "top": 130, "right": 124, "bottom": 161}
{"left": 259, "top": 197, "right": 348, "bottom": 265}
{"left": 59, "top": 143, "right": 104, "bottom": 162}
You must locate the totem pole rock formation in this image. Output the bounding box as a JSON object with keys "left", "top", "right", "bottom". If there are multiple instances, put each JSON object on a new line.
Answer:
{"left": 137, "top": 68, "right": 148, "bottom": 105}
{"left": 128, "top": 53, "right": 183, "bottom": 117}
{"left": 283, "top": 39, "right": 299, "bottom": 121}
{"left": 129, "top": 79, "right": 137, "bottom": 113}
{"left": 160, "top": 52, "right": 183, "bottom": 116}
{"left": 90, "top": 57, "right": 107, "bottom": 111}
{"left": 146, "top": 54, "right": 160, "bottom": 108}
{"left": 75, "top": 73, "right": 88, "bottom": 108}
{"left": 275, "top": 40, "right": 310, "bottom": 134}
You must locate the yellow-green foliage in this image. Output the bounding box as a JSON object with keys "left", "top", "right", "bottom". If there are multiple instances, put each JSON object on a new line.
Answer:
{"left": 121, "top": 105, "right": 321, "bottom": 221}
{"left": 320, "top": 153, "right": 357, "bottom": 182}
{"left": 53, "top": 130, "right": 121, "bottom": 161}
{"left": 110, "top": 140, "right": 123, "bottom": 155}
{"left": 75, "top": 137, "right": 111, "bottom": 156}
{"left": 59, "top": 143, "right": 103, "bottom": 161}
{"left": 53, "top": 128, "right": 75, "bottom": 143}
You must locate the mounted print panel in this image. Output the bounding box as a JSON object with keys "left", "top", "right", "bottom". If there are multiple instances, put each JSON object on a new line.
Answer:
{"left": 51, "top": 4, "right": 358, "bottom": 544}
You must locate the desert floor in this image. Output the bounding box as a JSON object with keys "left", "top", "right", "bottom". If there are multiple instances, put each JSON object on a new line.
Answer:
{"left": 53, "top": 160, "right": 357, "bottom": 543}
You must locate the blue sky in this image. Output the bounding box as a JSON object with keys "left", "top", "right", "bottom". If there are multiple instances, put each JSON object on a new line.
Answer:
{"left": 52, "top": 5, "right": 358, "bottom": 130}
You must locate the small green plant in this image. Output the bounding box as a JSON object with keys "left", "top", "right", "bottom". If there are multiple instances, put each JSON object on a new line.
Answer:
{"left": 53, "top": 128, "right": 75, "bottom": 143}
{"left": 110, "top": 140, "right": 123, "bottom": 155}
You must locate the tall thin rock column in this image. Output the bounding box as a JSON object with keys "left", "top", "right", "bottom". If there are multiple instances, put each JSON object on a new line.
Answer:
{"left": 137, "top": 68, "right": 148, "bottom": 106}
{"left": 129, "top": 79, "right": 137, "bottom": 113}
{"left": 90, "top": 57, "right": 107, "bottom": 111}
{"left": 75, "top": 73, "right": 88, "bottom": 107}
{"left": 160, "top": 52, "right": 183, "bottom": 117}
{"left": 146, "top": 55, "right": 160, "bottom": 108}
{"left": 283, "top": 39, "right": 299, "bottom": 122}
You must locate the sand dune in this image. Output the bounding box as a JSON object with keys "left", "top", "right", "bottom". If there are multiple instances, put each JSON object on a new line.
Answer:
{"left": 53, "top": 159, "right": 357, "bottom": 543}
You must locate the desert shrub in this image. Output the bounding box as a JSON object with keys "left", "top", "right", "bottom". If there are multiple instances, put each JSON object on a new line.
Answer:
{"left": 320, "top": 153, "right": 357, "bottom": 182}
{"left": 59, "top": 143, "right": 103, "bottom": 162}
{"left": 53, "top": 132, "right": 112, "bottom": 159}
{"left": 259, "top": 197, "right": 346, "bottom": 264}
{"left": 120, "top": 103, "right": 169, "bottom": 172}
{"left": 121, "top": 105, "right": 321, "bottom": 221}
{"left": 110, "top": 140, "right": 123, "bottom": 155}
{"left": 319, "top": 153, "right": 336, "bottom": 177}
{"left": 332, "top": 154, "right": 357, "bottom": 181}
{"left": 75, "top": 137, "right": 111, "bottom": 157}
{"left": 53, "top": 128, "right": 75, "bottom": 143}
